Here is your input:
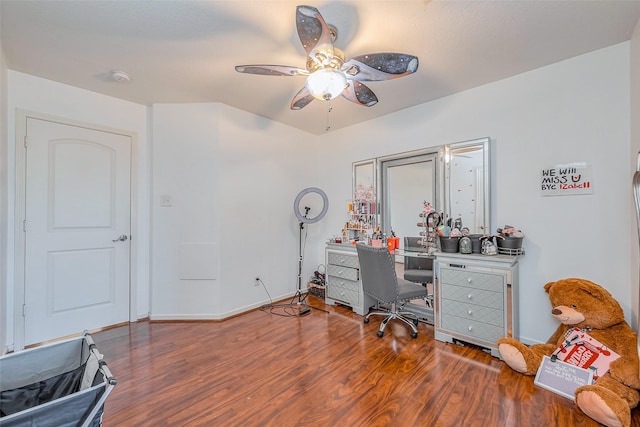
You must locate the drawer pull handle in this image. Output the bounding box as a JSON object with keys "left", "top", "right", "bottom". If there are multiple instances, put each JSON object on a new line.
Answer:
{"left": 340, "top": 259, "right": 345, "bottom": 263}
{"left": 338, "top": 270, "right": 343, "bottom": 275}
{"left": 467, "top": 278, "right": 473, "bottom": 283}
{"left": 467, "top": 294, "right": 473, "bottom": 299}
{"left": 468, "top": 310, "right": 473, "bottom": 315}
{"left": 340, "top": 292, "right": 345, "bottom": 296}
{"left": 468, "top": 326, "right": 473, "bottom": 331}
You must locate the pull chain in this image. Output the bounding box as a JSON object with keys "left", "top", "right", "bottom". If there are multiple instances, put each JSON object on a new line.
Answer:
{"left": 325, "top": 101, "right": 333, "bottom": 132}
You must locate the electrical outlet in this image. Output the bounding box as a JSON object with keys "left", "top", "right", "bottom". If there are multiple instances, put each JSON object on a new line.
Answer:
{"left": 254, "top": 276, "right": 261, "bottom": 286}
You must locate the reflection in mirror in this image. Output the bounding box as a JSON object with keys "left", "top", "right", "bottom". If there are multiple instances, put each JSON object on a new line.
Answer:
{"left": 446, "top": 138, "right": 490, "bottom": 234}
{"left": 349, "top": 159, "right": 378, "bottom": 242}
{"left": 353, "top": 159, "right": 376, "bottom": 201}
{"left": 380, "top": 152, "right": 438, "bottom": 248}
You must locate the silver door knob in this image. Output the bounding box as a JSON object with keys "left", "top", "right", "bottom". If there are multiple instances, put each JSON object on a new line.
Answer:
{"left": 112, "top": 234, "right": 128, "bottom": 242}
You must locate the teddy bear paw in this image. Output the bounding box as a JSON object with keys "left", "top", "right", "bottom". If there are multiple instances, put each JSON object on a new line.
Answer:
{"left": 497, "top": 341, "right": 528, "bottom": 373}
{"left": 575, "top": 385, "right": 629, "bottom": 427}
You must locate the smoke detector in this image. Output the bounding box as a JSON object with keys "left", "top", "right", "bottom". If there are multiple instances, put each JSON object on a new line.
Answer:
{"left": 111, "top": 70, "right": 131, "bottom": 83}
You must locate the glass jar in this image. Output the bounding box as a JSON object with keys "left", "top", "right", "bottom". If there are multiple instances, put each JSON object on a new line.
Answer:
{"left": 459, "top": 236, "right": 472, "bottom": 254}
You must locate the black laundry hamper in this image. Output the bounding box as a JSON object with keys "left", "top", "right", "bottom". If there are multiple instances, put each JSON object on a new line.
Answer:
{"left": 0, "top": 331, "right": 116, "bottom": 427}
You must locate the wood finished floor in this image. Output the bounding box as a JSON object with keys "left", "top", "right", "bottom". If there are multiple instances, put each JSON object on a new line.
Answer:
{"left": 94, "top": 296, "right": 640, "bottom": 427}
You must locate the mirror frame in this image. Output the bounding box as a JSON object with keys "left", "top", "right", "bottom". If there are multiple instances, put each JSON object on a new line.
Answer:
{"left": 378, "top": 148, "right": 442, "bottom": 238}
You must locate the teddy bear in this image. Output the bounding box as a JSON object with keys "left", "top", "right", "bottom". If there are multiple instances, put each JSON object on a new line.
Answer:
{"left": 497, "top": 278, "right": 640, "bottom": 427}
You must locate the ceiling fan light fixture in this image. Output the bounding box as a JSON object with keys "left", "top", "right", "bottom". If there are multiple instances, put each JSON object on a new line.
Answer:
{"left": 235, "top": 5, "right": 419, "bottom": 110}
{"left": 305, "top": 67, "right": 347, "bottom": 101}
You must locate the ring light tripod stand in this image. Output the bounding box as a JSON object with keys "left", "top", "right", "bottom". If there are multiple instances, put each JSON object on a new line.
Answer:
{"left": 292, "top": 187, "right": 329, "bottom": 315}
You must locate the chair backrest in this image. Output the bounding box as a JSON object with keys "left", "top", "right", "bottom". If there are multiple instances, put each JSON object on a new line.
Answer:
{"left": 356, "top": 243, "right": 398, "bottom": 303}
{"left": 404, "top": 236, "right": 423, "bottom": 251}
{"left": 404, "top": 237, "right": 433, "bottom": 270}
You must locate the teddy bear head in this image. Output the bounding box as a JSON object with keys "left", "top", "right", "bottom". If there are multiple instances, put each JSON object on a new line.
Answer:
{"left": 543, "top": 277, "right": 624, "bottom": 330}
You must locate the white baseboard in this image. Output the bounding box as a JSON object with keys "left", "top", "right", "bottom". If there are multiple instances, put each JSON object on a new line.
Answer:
{"left": 518, "top": 336, "right": 542, "bottom": 346}
{"left": 2, "top": 344, "right": 14, "bottom": 355}
{"left": 149, "top": 292, "right": 297, "bottom": 321}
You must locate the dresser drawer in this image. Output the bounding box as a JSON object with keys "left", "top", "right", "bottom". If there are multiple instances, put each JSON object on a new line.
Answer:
{"left": 327, "top": 264, "right": 359, "bottom": 281}
{"left": 440, "top": 268, "right": 504, "bottom": 292}
{"left": 440, "top": 314, "right": 504, "bottom": 343}
{"left": 327, "top": 276, "right": 359, "bottom": 304}
{"left": 440, "top": 298, "right": 503, "bottom": 327}
{"left": 440, "top": 283, "right": 503, "bottom": 310}
{"left": 327, "top": 252, "right": 359, "bottom": 269}
{"left": 328, "top": 275, "right": 359, "bottom": 292}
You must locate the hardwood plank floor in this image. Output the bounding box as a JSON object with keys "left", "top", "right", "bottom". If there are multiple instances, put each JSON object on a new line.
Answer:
{"left": 94, "top": 296, "right": 640, "bottom": 426}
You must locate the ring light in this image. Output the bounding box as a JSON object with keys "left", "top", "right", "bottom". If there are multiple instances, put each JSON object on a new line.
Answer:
{"left": 294, "top": 187, "right": 329, "bottom": 224}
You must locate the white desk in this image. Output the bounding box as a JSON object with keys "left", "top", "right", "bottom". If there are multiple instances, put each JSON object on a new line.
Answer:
{"left": 324, "top": 244, "right": 520, "bottom": 357}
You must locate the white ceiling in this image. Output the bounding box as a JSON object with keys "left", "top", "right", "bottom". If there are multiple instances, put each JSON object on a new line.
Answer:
{"left": 2, "top": 0, "right": 640, "bottom": 135}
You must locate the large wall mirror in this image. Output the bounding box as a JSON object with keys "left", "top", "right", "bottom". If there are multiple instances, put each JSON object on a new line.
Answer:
{"left": 379, "top": 149, "right": 441, "bottom": 243}
{"left": 445, "top": 138, "right": 490, "bottom": 234}
{"left": 352, "top": 137, "right": 491, "bottom": 247}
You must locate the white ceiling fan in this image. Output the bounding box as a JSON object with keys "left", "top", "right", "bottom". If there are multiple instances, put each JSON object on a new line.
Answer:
{"left": 235, "top": 5, "right": 419, "bottom": 110}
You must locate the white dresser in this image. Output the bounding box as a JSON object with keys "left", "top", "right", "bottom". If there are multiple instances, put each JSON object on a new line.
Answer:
{"left": 434, "top": 252, "right": 519, "bottom": 358}
{"left": 324, "top": 243, "right": 376, "bottom": 316}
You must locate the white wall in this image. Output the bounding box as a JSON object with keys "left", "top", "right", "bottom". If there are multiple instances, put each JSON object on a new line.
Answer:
{"left": 631, "top": 15, "right": 640, "bottom": 336}
{"left": 150, "top": 104, "right": 221, "bottom": 318}
{"left": 314, "top": 42, "right": 632, "bottom": 344}
{"left": 0, "top": 4, "right": 8, "bottom": 353}
{"left": 216, "top": 105, "right": 325, "bottom": 315}
{"left": 5, "top": 72, "right": 150, "bottom": 347}
{"left": 150, "top": 103, "right": 323, "bottom": 319}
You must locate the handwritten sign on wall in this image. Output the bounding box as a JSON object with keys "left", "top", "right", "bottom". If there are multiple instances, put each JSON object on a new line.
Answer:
{"left": 541, "top": 163, "right": 593, "bottom": 196}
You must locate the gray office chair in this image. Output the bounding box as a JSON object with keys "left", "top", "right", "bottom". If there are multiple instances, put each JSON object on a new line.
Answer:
{"left": 403, "top": 236, "right": 435, "bottom": 309}
{"left": 356, "top": 243, "right": 429, "bottom": 338}
{"left": 403, "top": 236, "right": 434, "bottom": 285}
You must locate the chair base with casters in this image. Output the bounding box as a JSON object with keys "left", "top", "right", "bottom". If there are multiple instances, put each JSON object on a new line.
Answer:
{"left": 364, "top": 301, "right": 421, "bottom": 338}
{"left": 356, "top": 243, "right": 430, "bottom": 339}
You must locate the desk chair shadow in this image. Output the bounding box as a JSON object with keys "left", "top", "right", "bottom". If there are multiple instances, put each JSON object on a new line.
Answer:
{"left": 403, "top": 236, "right": 434, "bottom": 308}
{"left": 356, "top": 243, "right": 430, "bottom": 338}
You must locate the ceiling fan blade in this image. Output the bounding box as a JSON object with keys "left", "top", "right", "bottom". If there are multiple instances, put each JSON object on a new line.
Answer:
{"left": 290, "top": 86, "right": 315, "bottom": 110}
{"left": 343, "top": 53, "right": 419, "bottom": 82}
{"left": 235, "top": 65, "right": 308, "bottom": 77}
{"left": 341, "top": 81, "right": 378, "bottom": 107}
{"left": 296, "top": 5, "right": 334, "bottom": 65}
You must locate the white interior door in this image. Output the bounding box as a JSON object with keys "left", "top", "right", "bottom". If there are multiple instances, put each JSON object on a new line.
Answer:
{"left": 23, "top": 117, "right": 131, "bottom": 346}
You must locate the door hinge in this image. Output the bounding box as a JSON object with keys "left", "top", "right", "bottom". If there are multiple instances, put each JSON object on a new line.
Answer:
{"left": 22, "top": 304, "right": 26, "bottom": 317}
{"left": 23, "top": 136, "right": 28, "bottom": 148}
{"left": 23, "top": 220, "right": 27, "bottom": 232}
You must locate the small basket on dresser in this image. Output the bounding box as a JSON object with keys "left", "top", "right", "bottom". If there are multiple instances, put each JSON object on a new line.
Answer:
{"left": 495, "top": 236, "right": 525, "bottom": 256}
